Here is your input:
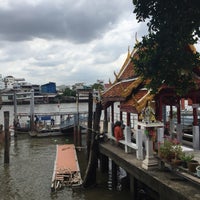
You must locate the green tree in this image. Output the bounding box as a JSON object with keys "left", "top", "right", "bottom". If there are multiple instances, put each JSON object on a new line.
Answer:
{"left": 63, "top": 87, "right": 76, "bottom": 97}
{"left": 132, "top": 0, "right": 200, "bottom": 94}
{"left": 91, "top": 82, "right": 104, "bottom": 90}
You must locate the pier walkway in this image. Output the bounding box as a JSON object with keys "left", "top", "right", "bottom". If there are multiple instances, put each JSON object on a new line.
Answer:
{"left": 99, "top": 141, "right": 200, "bottom": 200}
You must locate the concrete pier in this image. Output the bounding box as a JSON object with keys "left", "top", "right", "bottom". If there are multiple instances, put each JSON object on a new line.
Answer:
{"left": 99, "top": 141, "right": 200, "bottom": 200}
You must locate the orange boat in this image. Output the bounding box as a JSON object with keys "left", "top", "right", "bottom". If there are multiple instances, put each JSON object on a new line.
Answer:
{"left": 51, "top": 144, "right": 82, "bottom": 191}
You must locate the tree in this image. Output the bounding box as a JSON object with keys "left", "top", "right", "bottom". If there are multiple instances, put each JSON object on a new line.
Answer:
{"left": 132, "top": 0, "right": 200, "bottom": 95}
{"left": 63, "top": 87, "right": 76, "bottom": 97}
{"left": 91, "top": 82, "right": 104, "bottom": 90}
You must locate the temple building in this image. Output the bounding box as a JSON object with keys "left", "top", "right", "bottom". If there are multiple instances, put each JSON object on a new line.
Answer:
{"left": 101, "top": 45, "right": 200, "bottom": 150}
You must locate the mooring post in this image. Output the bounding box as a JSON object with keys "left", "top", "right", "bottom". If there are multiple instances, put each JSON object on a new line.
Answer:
{"left": 130, "top": 175, "right": 136, "bottom": 199}
{"left": 13, "top": 89, "right": 18, "bottom": 137}
{"left": 82, "top": 101, "right": 102, "bottom": 188}
{"left": 77, "top": 124, "right": 81, "bottom": 147}
{"left": 111, "top": 160, "right": 118, "bottom": 190}
{"left": 73, "top": 114, "right": 77, "bottom": 145}
{"left": 99, "top": 153, "right": 109, "bottom": 173}
{"left": 86, "top": 92, "right": 93, "bottom": 160}
{"left": 30, "top": 89, "right": 35, "bottom": 132}
{"left": 4, "top": 111, "right": 10, "bottom": 164}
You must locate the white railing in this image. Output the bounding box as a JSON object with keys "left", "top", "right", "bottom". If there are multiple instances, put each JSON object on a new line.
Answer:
{"left": 106, "top": 122, "right": 166, "bottom": 161}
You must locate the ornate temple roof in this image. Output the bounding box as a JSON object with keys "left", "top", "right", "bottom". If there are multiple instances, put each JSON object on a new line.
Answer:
{"left": 101, "top": 44, "right": 200, "bottom": 114}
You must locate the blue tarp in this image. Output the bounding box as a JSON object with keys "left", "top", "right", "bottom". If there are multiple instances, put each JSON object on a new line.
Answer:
{"left": 40, "top": 116, "right": 51, "bottom": 121}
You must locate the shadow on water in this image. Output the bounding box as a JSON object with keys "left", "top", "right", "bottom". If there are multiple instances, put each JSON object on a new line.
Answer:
{"left": 0, "top": 134, "right": 131, "bottom": 200}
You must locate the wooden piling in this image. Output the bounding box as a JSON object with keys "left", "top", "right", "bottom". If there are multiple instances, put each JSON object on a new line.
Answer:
{"left": 77, "top": 124, "right": 81, "bottom": 147}
{"left": 73, "top": 114, "right": 77, "bottom": 145}
{"left": 129, "top": 175, "right": 136, "bottom": 199}
{"left": 4, "top": 111, "right": 10, "bottom": 164}
{"left": 99, "top": 153, "right": 109, "bottom": 173}
{"left": 30, "top": 89, "right": 35, "bottom": 132}
{"left": 83, "top": 101, "right": 102, "bottom": 188}
{"left": 111, "top": 160, "right": 118, "bottom": 190}
{"left": 86, "top": 92, "right": 93, "bottom": 160}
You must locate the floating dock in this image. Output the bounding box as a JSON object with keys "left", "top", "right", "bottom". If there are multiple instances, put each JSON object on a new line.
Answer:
{"left": 51, "top": 144, "right": 82, "bottom": 191}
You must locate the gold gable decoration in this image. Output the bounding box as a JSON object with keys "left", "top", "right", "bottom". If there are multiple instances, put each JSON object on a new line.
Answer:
{"left": 122, "top": 78, "right": 142, "bottom": 98}
{"left": 136, "top": 94, "right": 154, "bottom": 113}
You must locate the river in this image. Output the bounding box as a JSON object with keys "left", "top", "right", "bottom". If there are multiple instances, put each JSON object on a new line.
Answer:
{"left": 0, "top": 103, "right": 130, "bottom": 200}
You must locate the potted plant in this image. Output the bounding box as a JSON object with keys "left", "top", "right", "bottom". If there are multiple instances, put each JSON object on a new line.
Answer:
{"left": 188, "top": 159, "right": 199, "bottom": 173}
{"left": 196, "top": 165, "right": 200, "bottom": 177}
{"left": 159, "top": 138, "right": 184, "bottom": 166}
{"left": 180, "top": 153, "right": 194, "bottom": 168}
{"left": 171, "top": 144, "right": 183, "bottom": 167}
{"left": 159, "top": 139, "right": 175, "bottom": 162}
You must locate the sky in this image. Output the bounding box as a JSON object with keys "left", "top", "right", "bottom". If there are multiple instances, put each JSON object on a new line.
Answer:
{"left": 0, "top": 1, "right": 199, "bottom": 87}
{"left": 0, "top": 0, "right": 148, "bottom": 86}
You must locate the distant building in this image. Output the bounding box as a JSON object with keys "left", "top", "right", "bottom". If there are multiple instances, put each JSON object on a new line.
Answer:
{"left": 4, "top": 76, "right": 15, "bottom": 89}
{"left": 41, "top": 82, "right": 56, "bottom": 94}
{"left": 4, "top": 75, "right": 25, "bottom": 89}
{"left": 20, "top": 82, "right": 40, "bottom": 95}
{"left": 0, "top": 74, "right": 5, "bottom": 90}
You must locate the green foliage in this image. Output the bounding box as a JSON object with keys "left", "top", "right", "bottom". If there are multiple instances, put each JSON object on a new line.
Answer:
{"left": 132, "top": 0, "right": 200, "bottom": 95}
{"left": 180, "top": 153, "right": 194, "bottom": 162}
{"left": 63, "top": 87, "right": 76, "bottom": 97}
{"left": 159, "top": 138, "right": 183, "bottom": 160}
{"left": 91, "top": 83, "right": 104, "bottom": 90}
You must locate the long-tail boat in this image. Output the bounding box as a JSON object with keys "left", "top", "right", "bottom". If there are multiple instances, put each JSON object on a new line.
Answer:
{"left": 51, "top": 144, "right": 82, "bottom": 191}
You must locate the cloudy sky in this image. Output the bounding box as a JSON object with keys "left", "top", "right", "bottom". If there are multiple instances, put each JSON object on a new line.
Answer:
{"left": 0, "top": 0, "right": 147, "bottom": 86}
{"left": 0, "top": 1, "right": 199, "bottom": 87}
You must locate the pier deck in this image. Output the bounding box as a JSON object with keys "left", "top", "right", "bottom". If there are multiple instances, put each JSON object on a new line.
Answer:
{"left": 99, "top": 141, "right": 200, "bottom": 200}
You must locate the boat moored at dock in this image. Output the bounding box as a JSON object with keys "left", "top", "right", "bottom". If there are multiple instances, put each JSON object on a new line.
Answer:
{"left": 51, "top": 144, "right": 82, "bottom": 191}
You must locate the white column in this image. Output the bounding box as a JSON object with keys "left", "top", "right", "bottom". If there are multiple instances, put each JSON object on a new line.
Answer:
{"left": 124, "top": 126, "right": 131, "bottom": 153}
{"left": 136, "top": 129, "right": 143, "bottom": 160}
{"left": 193, "top": 125, "right": 200, "bottom": 150}
{"left": 107, "top": 122, "right": 113, "bottom": 139}
{"left": 142, "top": 134, "right": 158, "bottom": 170}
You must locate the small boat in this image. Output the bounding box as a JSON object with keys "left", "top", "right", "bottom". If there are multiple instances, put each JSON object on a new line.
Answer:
{"left": 51, "top": 144, "right": 82, "bottom": 191}
{"left": 29, "top": 125, "right": 63, "bottom": 137}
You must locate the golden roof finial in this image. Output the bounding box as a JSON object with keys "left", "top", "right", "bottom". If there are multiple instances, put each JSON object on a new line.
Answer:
{"left": 135, "top": 32, "right": 139, "bottom": 44}
{"left": 114, "top": 71, "right": 118, "bottom": 78}
{"left": 128, "top": 45, "right": 130, "bottom": 56}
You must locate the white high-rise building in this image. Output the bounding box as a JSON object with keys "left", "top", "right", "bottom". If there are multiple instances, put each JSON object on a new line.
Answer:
{"left": 4, "top": 75, "right": 15, "bottom": 89}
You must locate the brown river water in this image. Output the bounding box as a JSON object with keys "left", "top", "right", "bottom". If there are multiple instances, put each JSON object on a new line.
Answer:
{"left": 0, "top": 103, "right": 130, "bottom": 200}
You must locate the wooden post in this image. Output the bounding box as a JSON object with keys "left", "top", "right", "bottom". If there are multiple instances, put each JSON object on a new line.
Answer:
{"left": 83, "top": 101, "right": 102, "bottom": 188}
{"left": 111, "top": 103, "right": 114, "bottom": 123}
{"left": 73, "top": 114, "right": 77, "bottom": 145}
{"left": 13, "top": 90, "right": 18, "bottom": 137}
{"left": 130, "top": 175, "right": 136, "bottom": 199}
{"left": 30, "top": 89, "right": 35, "bottom": 131}
{"left": 103, "top": 108, "right": 108, "bottom": 133}
{"left": 86, "top": 92, "right": 93, "bottom": 160}
{"left": 77, "top": 125, "right": 81, "bottom": 147}
{"left": 120, "top": 111, "right": 123, "bottom": 121}
{"left": 4, "top": 111, "right": 10, "bottom": 164}
{"left": 99, "top": 153, "right": 109, "bottom": 173}
{"left": 112, "top": 160, "right": 118, "bottom": 190}
{"left": 76, "top": 92, "right": 81, "bottom": 147}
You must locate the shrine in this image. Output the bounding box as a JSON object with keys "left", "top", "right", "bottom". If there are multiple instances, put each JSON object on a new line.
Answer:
{"left": 101, "top": 44, "right": 200, "bottom": 170}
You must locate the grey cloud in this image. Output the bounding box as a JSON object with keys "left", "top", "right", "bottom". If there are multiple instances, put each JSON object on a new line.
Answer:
{"left": 0, "top": 0, "right": 130, "bottom": 43}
